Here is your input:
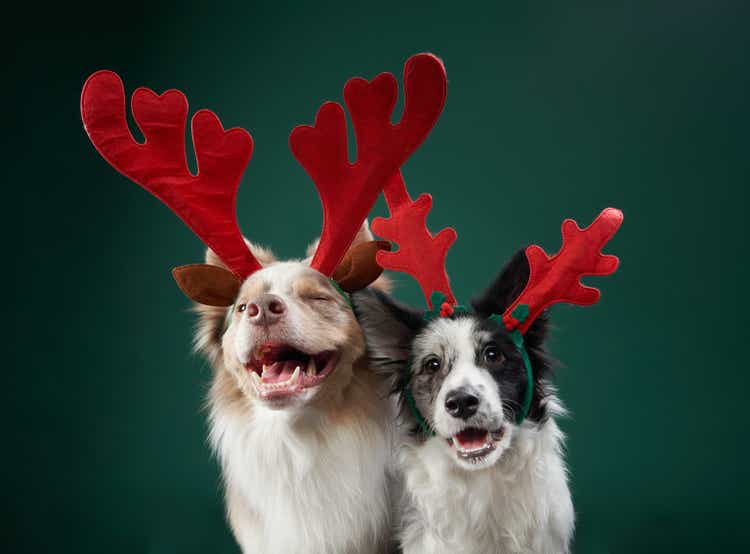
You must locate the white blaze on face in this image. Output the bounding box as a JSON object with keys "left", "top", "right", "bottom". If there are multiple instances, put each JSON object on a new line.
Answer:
{"left": 228, "top": 262, "right": 354, "bottom": 365}
{"left": 220, "top": 260, "right": 365, "bottom": 408}
{"left": 418, "top": 318, "right": 505, "bottom": 438}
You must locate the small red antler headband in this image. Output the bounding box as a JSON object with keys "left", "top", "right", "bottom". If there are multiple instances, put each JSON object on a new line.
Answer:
{"left": 378, "top": 203, "right": 623, "bottom": 332}
{"left": 81, "top": 53, "right": 447, "bottom": 302}
{"left": 389, "top": 207, "right": 623, "bottom": 431}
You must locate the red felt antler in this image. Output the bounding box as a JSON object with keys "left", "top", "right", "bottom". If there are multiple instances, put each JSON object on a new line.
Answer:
{"left": 290, "top": 53, "right": 447, "bottom": 276}
{"left": 503, "top": 208, "right": 623, "bottom": 334}
{"left": 372, "top": 172, "right": 457, "bottom": 307}
{"left": 80, "top": 70, "right": 261, "bottom": 279}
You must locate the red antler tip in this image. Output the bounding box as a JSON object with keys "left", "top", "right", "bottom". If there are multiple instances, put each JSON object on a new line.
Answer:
{"left": 291, "top": 54, "right": 448, "bottom": 277}
{"left": 503, "top": 208, "right": 623, "bottom": 334}
{"left": 372, "top": 173, "right": 457, "bottom": 307}
{"left": 81, "top": 70, "right": 261, "bottom": 279}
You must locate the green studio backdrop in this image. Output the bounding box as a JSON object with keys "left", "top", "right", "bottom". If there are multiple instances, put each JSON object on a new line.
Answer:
{"left": 4, "top": 1, "right": 748, "bottom": 552}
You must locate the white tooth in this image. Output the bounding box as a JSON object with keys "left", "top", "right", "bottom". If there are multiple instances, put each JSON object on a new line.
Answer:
{"left": 263, "top": 367, "right": 301, "bottom": 390}
{"left": 262, "top": 364, "right": 269, "bottom": 376}
{"left": 289, "top": 366, "right": 301, "bottom": 384}
{"left": 306, "top": 358, "right": 316, "bottom": 377}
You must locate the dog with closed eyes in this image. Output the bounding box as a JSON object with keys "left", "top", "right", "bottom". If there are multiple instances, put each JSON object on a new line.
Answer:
{"left": 353, "top": 208, "right": 623, "bottom": 553}
{"left": 198, "top": 227, "right": 399, "bottom": 554}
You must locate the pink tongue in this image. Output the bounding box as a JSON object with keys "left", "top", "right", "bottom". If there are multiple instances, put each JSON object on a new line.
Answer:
{"left": 261, "top": 361, "right": 299, "bottom": 384}
{"left": 455, "top": 428, "right": 489, "bottom": 449}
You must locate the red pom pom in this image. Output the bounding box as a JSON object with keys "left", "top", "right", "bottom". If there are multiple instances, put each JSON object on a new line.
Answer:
{"left": 439, "top": 302, "right": 454, "bottom": 317}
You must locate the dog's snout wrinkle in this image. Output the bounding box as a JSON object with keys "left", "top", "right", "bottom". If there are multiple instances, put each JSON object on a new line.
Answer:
{"left": 444, "top": 387, "right": 480, "bottom": 420}
{"left": 248, "top": 293, "right": 287, "bottom": 326}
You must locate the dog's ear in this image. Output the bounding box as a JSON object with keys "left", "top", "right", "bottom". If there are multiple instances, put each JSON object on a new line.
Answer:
{"left": 472, "top": 249, "right": 549, "bottom": 349}
{"left": 308, "top": 220, "right": 392, "bottom": 293}
{"left": 172, "top": 264, "right": 240, "bottom": 306}
{"left": 173, "top": 241, "right": 277, "bottom": 307}
{"left": 352, "top": 288, "right": 424, "bottom": 372}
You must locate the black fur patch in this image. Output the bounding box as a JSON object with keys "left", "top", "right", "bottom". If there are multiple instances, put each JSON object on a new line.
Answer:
{"left": 351, "top": 288, "right": 424, "bottom": 398}
{"left": 471, "top": 248, "right": 554, "bottom": 423}
{"left": 352, "top": 248, "right": 556, "bottom": 435}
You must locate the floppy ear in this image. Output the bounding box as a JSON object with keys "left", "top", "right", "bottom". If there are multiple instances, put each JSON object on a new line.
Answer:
{"left": 471, "top": 249, "right": 548, "bottom": 349}
{"left": 307, "top": 220, "right": 391, "bottom": 292}
{"left": 175, "top": 241, "right": 276, "bottom": 307}
{"left": 351, "top": 288, "right": 424, "bottom": 373}
{"left": 172, "top": 264, "right": 241, "bottom": 307}
{"left": 332, "top": 240, "right": 392, "bottom": 292}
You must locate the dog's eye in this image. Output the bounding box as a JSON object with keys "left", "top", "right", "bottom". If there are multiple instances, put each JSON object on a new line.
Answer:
{"left": 237, "top": 303, "right": 247, "bottom": 313}
{"left": 484, "top": 345, "right": 502, "bottom": 364}
{"left": 306, "top": 295, "right": 331, "bottom": 302}
{"left": 423, "top": 356, "right": 441, "bottom": 373}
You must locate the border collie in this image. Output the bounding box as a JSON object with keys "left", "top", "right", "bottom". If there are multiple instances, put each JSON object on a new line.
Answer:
{"left": 353, "top": 250, "right": 574, "bottom": 553}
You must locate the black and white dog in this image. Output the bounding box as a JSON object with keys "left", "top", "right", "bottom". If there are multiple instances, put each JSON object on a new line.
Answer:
{"left": 353, "top": 250, "right": 574, "bottom": 553}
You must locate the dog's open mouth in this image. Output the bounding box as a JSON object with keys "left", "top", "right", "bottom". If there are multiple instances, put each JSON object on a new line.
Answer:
{"left": 245, "top": 344, "right": 339, "bottom": 400}
{"left": 447, "top": 426, "right": 505, "bottom": 463}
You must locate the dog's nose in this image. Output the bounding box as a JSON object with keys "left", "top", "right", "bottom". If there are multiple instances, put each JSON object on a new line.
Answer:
{"left": 444, "top": 389, "right": 480, "bottom": 420}
{"left": 247, "top": 294, "right": 286, "bottom": 325}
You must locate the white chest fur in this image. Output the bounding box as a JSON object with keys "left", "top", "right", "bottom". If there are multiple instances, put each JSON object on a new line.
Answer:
{"left": 209, "top": 376, "right": 394, "bottom": 554}
{"left": 398, "top": 419, "right": 574, "bottom": 554}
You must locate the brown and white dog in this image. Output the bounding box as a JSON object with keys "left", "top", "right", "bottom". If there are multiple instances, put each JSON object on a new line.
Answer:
{"left": 79, "top": 55, "right": 449, "bottom": 554}
{"left": 193, "top": 225, "right": 398, "bottom": 554}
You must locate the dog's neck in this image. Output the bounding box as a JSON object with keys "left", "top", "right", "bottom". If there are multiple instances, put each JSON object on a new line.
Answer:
{"left": 208, "top": 365, "right": 395, "bottom": 554}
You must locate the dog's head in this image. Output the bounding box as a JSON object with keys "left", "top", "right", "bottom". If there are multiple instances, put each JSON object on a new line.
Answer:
{"left": 196, "top": 223, "right": 387, "bottom": 412}
{"left": 353, "top": 250, "right": 553, "bottom": 470}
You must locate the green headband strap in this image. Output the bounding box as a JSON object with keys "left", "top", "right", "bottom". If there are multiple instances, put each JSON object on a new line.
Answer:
{"left": 402, "top": 292, "right": 461, "bottom": 438}
{"left": 404, "top": 292, "right": 466, "bottom": 438}
{"left": 490, "top": 304, "right": 533, "bottom": 425}
{"left": 328, "top": 278, "right": 353, "bottom": 309}
{"left": 423, "top": 291, "right": 469, "bottom": 319}
{"left": 404, "top": 295, "right": 534, "bottom": 437}
{"left": 404, "top": 387, "right": 433, "bottom": 437}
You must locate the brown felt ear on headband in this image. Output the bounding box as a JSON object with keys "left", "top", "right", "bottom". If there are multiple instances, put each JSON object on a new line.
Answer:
{"left": 172, "top": 264, "right": 241, "bottom": 307}
{"left": 332, "top": 240, "right": 392, "bottom": 292}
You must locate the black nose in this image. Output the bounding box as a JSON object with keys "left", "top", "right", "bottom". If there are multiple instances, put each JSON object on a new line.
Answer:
{"left": 444, "top": 389, "right": 480, "bottom": 420}
{"left": 247, "top": 293, "right": 286, "bottom": 325}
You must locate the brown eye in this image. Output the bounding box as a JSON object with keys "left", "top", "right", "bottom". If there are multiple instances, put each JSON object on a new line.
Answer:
{"left": 237, "top": 303, "right": 247, "bottom": 313}
{"left": 423, "top": 356, "right": 441, "bottom": 373}
{"left": 484, "top": 345, "right": 501, "bottom": 364}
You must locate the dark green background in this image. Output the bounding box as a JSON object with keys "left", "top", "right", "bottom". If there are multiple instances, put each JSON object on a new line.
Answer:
{"left": 4, "top": 1, "right": 748, "bottom": 552}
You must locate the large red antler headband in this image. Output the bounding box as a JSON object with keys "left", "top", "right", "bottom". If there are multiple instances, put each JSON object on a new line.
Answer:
{"left": 81, "top": 54, "right": 447, "bottom": 304}
{"left": 390, "top": 207, "right": 623, "bottom": 432}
